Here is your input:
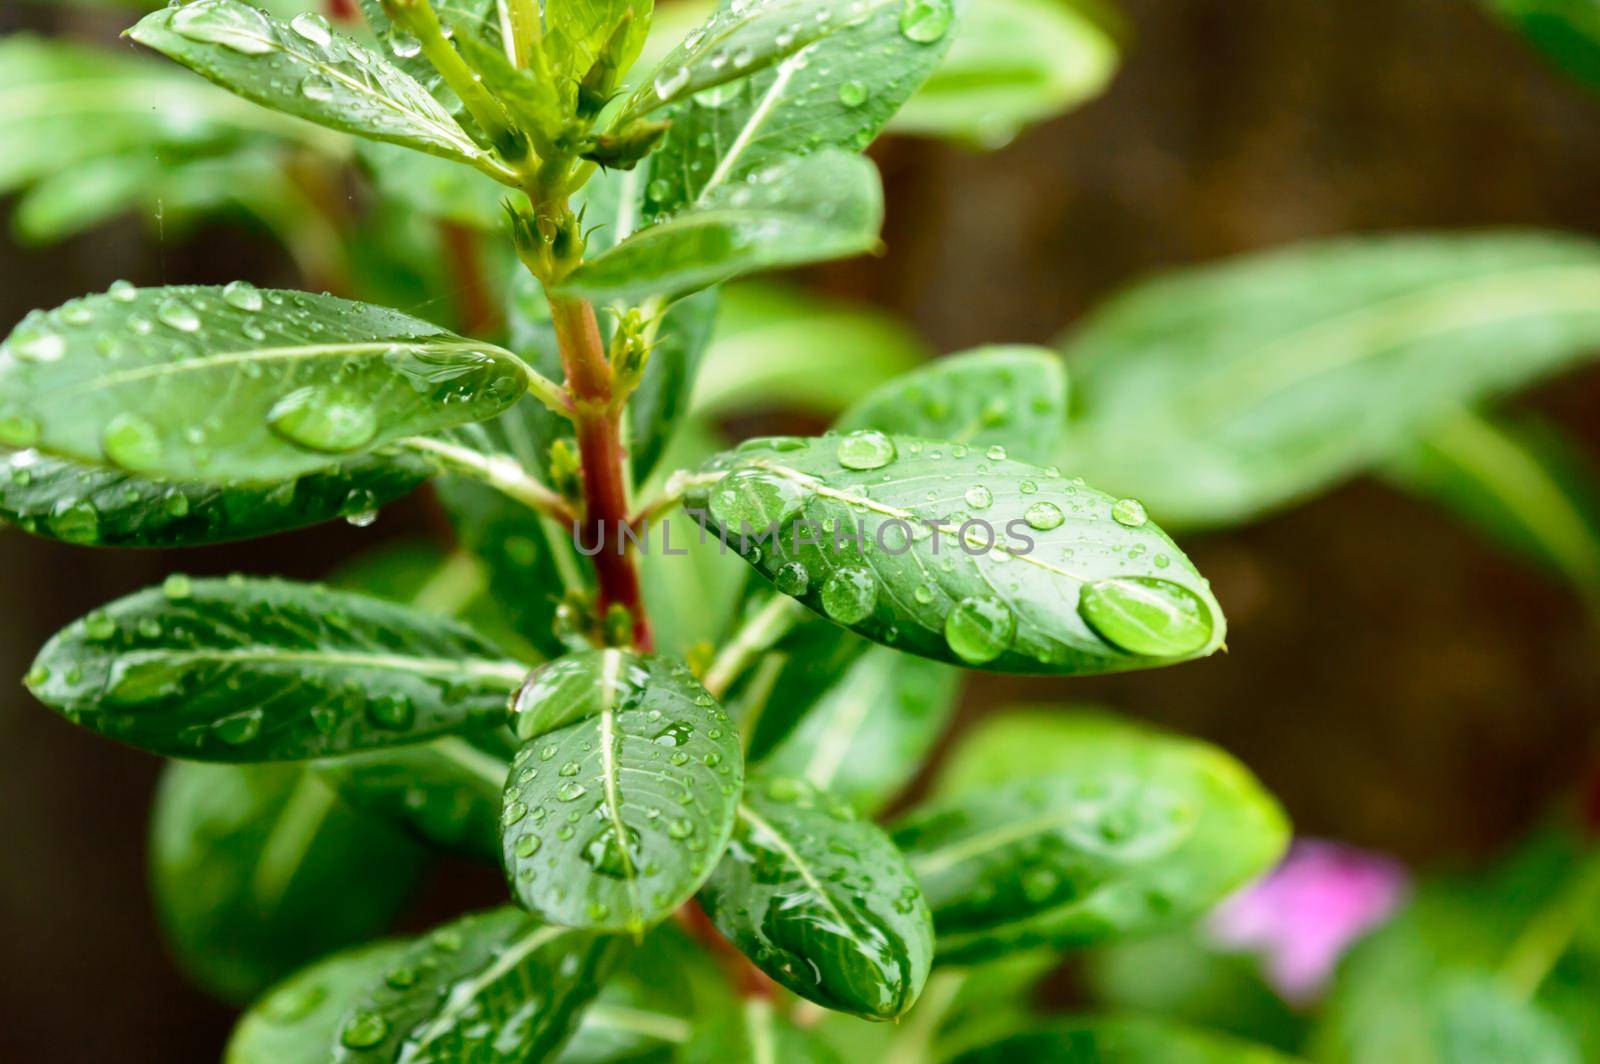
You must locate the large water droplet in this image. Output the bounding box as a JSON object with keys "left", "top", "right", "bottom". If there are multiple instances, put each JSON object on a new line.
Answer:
{"left": 836, "top": 429, "right": 896, "bottom": 470}
{"left": 964, "top": 485, "right": 993, "bottom": 510}
{"left": 339, "top": 1010, "right": 390, "bottom": 1049}
{"left": 213, "top": 709, "right": 264, "bottom": 746}
{"left": 156, "top": 299, "right": 200, "bottom": 333}
{"left": 944, "top": 595, "right": 1015, "bottom": 664}
{"left": 386, "top": 26, "right": 422, "bottom": 58}
{"left": 9, "top": 321, "right": 65, "bottom": 362}
{"left": 289, "top": 11, "right": 333, "bottom": 47}
{"left": 709, "top": 468, "right": 805, "bottom": 535}
{"left": 108, "top": 280, "right": 137, "bottom": 302}
{"left": 1077, "top": 577, "right": 1213, "bottom": 657}
{"left": 775, "top": 562, "right": 809, "bottom": 596}
{"left": 222, "top": 280, "right": 264, "bottom": 312}
{"left": 654, "top": 65, "right": 691, "bottom": 100}
{"left": 821, "top": 566, "right": 877, "bottom": 624}
{"left": 838, "top": 80, "right": 867, "bottom": 107}
{"left": 1111, "top": 498, "right": 1148, "bottom": 527}
{"left": 49, "top": 498, "right": 99, "bottom": 543}
{"left": 584, "top": 823, "right": 640, "bottom": 878}
{"left": 101, "top": 413, "right": 163, "bottom": 474}
{"left": 267, "top": 386, "right": 379, "bottom": 453}
{"left": 0, "top": 410, "right": 41, "bottom": 448}
{"left": 300, "top": 75, "right": 335, "bottom": 102}
{"left": 1024, "top": 501, "right": 1064, "bottom": 530}
{"left": 171, "top": 0, "right": 277, "bottom": 56}
{"left": 899, "top": 0, "right": 954, "bottom": 43}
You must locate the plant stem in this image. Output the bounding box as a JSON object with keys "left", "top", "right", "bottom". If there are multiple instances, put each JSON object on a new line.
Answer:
{"left": 549, "top": 294, "right": 654, "bottom": 650}
{"left": 399, "top": 0, "right": 519, "bottom": 156}
{"left": 703, "top": 594, "right": 802, "bottom": 699}
{"left": 402, "top": 436, "right": 572, "bottom": 523}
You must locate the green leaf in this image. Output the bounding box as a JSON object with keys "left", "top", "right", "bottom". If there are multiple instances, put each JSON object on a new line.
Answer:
{"left": 757, "top": 645, "right": 961, "bottom": 814}
{"left": 356, "top": 0, "right": 501, "bottom": 109}
{"left": 691, "top": 282, "right": 931, "bottom": 417}
{"left": 151, "top": 761, "right": 424, "bottom": 1003}
{"left": 28, "top": 576, "right": 527, "bottom": 762}
{"left": 1059, "top": 231, "right": 1600, "bottom": 529}
{"left": 502, "top": 649, "right": 744, "bottom": 933}
{"left": 1382, "top": 409, "right": 1600, "bottom": 601}
{"left": 630, "top": 0, "right": 960, "bottom": 216}
{"left": 0, "top": 448, "right": 429, "bottom": 548}
{"left": 895, "top": 712, "right": 1289, "bottom": 962}
{"left": 0, "top": 284, "right": 527, "bottom": 483}
{"left": 837, "top": 345, "right": 1069, "bottom": 465}
{"left": 547, "top": 0, "right": 651, "bottom": 85}
{"left": 679, "top": 999, "right": 843, "bottom": 1064}
{"left": 950, "top": 1017, "right": 1300, "bottom": 1063}
{"left": 685, "top": 433, "right": 1225, "bottom": 674}
{"left": 1483, "top": 0, "right": 1600, "bottom": 93}
{"left": 228, "top": 908, "right": 614, "bottom": 1063}
{"left": 890, "top": 0, "right": 1120, "bottom": 146}
{"left": 227, "top": 941, "right": 410, "bottom": 1064}
{"left": 314, "top": 730, "right": 512, "bottom": 860}
{"left": 700, "top": 774, "right": 934, "bottom": 1019}
{"left": 358, "top": 141, "right": 510, "bottom": 230}
{"left": 128, "top": 0, "right": 502, "bottom": 175}
{"left": 559, "top": 150, "right": 884, "bottom": 304}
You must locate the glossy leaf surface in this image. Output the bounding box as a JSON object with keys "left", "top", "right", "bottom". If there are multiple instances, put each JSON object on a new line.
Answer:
{"left": 686, "top": 433, "right": 1225, "bottom": 674}
{"left": 0, "top": 448, "right": 429, "bottom": 548}
{"left": 29, "top": 576, "right": 527, "bottom": 762}
{"left": 0, "top": 284, "right": 527, "bottom": 482}
{"left": 837, "top": 345, "right": 1069, "bottom": 465}
{"left": 151, "top": 761, "right": 423, "bottom": 1003}
{"left": 129, "top": 0, "right": 497, "bottom": 172}
{"left": 636, "top": 0, "right": 960, "bottom": 216}
{"left": 701, "top": 775, "right": 934, "bottom": 1019}
{"left": 560, "top": 150, "right": 883, "bottom": 303}
{"left": 952, "top": 1017, "right": 1298, "bottom": 1063}
{"left": 896, "top": 712, "right": 1288, "bottom": 961}
{"left": 678, "top": 999, "right": 842, "bottom": 1064}
{"left": 757, "top": 644, "right": 960, "bottom": 814}
{"left": 227, "top": 941, "right": 410, "bottom": 1064}
{"left": 502, "top": 650, "right": 744, "bottom": 933}
{"left": 1059, "top": 232, "right": 1600, "bottom": 528}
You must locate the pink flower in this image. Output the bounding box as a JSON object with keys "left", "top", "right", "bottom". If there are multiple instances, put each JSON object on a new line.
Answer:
{"left": 1206, "top": 838, "right": 1409, "bottom": 1006}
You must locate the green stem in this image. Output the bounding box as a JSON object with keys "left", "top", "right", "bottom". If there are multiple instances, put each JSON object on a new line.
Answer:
{"left": 703, "top": 594, "right": 802, "bottom": 700}
{"left": 402, "top": 436, "right": 572, "bottom": 523}
{"left": 1501, "top": 846, "right": 1600, "bottom": 1000}
{"left": 395, "top": 0, "right": 520, "bottom": 158}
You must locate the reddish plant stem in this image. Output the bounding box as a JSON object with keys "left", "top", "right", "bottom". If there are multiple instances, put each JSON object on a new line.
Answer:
{"left": 678, "top": 900, "right": 776, "bottom": 1000}
{"left": 550, "top": 295, "right": 653, "bottom": 651}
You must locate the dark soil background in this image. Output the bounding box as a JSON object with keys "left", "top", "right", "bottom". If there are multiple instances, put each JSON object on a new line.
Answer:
{"left": 4, "top": 1, "right": 1600, "bottom": 1060}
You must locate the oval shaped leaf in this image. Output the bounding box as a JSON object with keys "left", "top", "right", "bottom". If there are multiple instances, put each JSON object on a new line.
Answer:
{"left": 0, "top": 284, "right": 528, "bottom": 482}
{"left": 951, "top": 1017, "right": 1298, "bottom": 1064}
{"left": 502, "top": 650, "right": 744, "bottom": 933}
{"left": 700, "top": 774, "right": 934, "bottom": 1019}
{"left": 560, "top": 150, "right": 884, "bottom": 304}
{"left": 0, "top": 448, "right": 429, "bottom": 548}
{"left": 836, "top": 345, "right": 1069, "bottom": 465}
{"left": 151, "top": 761, "right": 424, "bottom": 1003}
{"left": 28, "top": 576, "right": 527, "bottom": 762}
{"left": 128, "top": 0, "right": 498, "bottom": 173}
{"left": 757, "top": 645, "right": 960, "bottom": 815}
{"left": 894, "top": 712, "right": 1289, "bottom": 962}
{"left": 227, "top": 941, "right": 410, "bottom": 1064}
{"left": 1060, "top": 231, "right": 1600, "bottom": 529}
{"left": 684, "top": 433, "right": 1225, "bottom": 674}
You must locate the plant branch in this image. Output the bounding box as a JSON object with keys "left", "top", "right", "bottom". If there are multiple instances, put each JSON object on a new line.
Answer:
{"left": 402, "top": 436, "right": 573, "bottom": 524}
{"left": 391, "top": 0, "right": 520, "bottom": 160}
{"left": 703, "top": 593, "right": 803, "bottom": 700}
{"left": 628, "top": 469, "right": 722, "bottom": 529}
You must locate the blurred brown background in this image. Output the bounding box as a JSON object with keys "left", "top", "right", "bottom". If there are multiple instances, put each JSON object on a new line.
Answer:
{"left": 5, "top": 0, "right": 1600, "bottom": 1060}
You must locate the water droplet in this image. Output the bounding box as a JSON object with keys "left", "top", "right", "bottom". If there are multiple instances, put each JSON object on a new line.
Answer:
{"left": 838, "top": 80, "right": 867, "bottom": 107}
{"left": 709, "top": 468, "right": 805, "bottom": 534}
{"left": 101, "top": 413, "right": 163, "bottom": 474}
{"left": 1077, "top": 577, "right": 1213, "bottom": 657}
{"left": 899, "top": 0, "right": 954, "bottom": 43}
{"left": 267, "top": 386, "right": 379, "bottom": 453}
{"left": 49, "top": 499, "right": 99, "bottom": 543}
{"left": 83, "top": 611, "right": 116, "bottom": 642}
{"left": 9, "top": 321, "right": 65, "bottom": 362}
{"left": 222, "top": 280, "right": 264, "bottom": 312}
{"left": 171, "top": 0, "right": 278, "bottom": 54}
{"left": 213, "top": 709, "right": 263, "bottom": 746}
{"left": 1025, "top": 501, "right": 1064, "bottom": 531}
{"left": 385, "top": 966, "right": 419, "bottom": 990}
{"left": 60, "top": 303, "right": 92, "bottom": 326}
{"left": 514, "top": 833, "right": 541, "bottom": 858}
{"left": 1111, "top": 498, "right": 1148, "bottom": 527}
{"left": 386, "top": 25, "right": 422, "bottom": 57}
{"left": 162, "top": 573, "right": 193, "bottom": 599}
{"left": 108, "top": 280, "right": 137, "bottom": 302}
{"left": 502, "top": 800, "right": 529, "bottom": 826}
{"left": 836, "top": 429, "right": 896, "bottom": 470}
{"left": 964, "top": 485, "right": 993, "bottom": 510}
{"left": 156, "top": 299, "right": 200, "bottom": 333}
{"left": 654, "top": 65, "right": 691, "bottom": 100}
{"left": 300, "top": 75, "right": 334, "bottom": 102}
{"left": 340, "top": 1010, "right": 389, "bottom": 1049}
{"left": 944, "top": 595, "right": 1015, "bottom": 664}
{"left": 367, "top": 694, "right": 413, "bottom": 730}
{"left": 821, "top": 566, "right": 877, "bottom": 624}
{"left": 647, "top": 177, "right": 672, "bottom": 202}
{"left": 775, "top": 562, "right": 809, "bottom": 596}
{"left": 289, "top": 11, "right": 332, "bottom": 46}
{"left": 555, "top": 780, "right": 588, "bottom": 802}
{"left": 584, "top": 823, "right": 640, "bottom": 877}
{"left": 0, "top": 411, "right": 41, "bottom": 448}
{"left": 667, "top": 818, "right": 695, "bottom": 839}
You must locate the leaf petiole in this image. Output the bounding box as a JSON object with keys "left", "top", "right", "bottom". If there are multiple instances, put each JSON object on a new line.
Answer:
{"left": 401, "top": 436, "right": 572, "bottom": 524}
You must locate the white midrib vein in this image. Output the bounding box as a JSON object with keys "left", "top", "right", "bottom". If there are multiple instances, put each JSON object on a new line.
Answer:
{"left": 403, "top": 924, "right": 569, "bottom": 1056}
{"left": 907, "top": 811, "right": 1070, "bottom": 879}
{"left": 125, "top": 647, "right": 527, "bottom": 686}
{"left": 694, "top": 52, "right": 805, "bottom": 205}
{"left": 597, "top": 649, "right": 645, "bottom": 921}
{"left": 739, "top": 803, "right": 855, "bottom": 933}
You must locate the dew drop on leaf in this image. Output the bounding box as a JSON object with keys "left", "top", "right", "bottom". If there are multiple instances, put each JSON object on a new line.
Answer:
{"left": 836, "top": 429, "right": 896, "bottom": 470}
{"left": 108, "top": 280, "right": 137, "bottom": 303}
{"left": 1077, "top": 577, "right": 1213, "bottom": 657}
{"left": 156, "top": 298, "right": 200, "bottom": 333}
{"left": 775, "top": 562, "right": 809, "bottom": 596}
{"left": 221, "top": 280, "right": 264, "bottom": 312}
{"left": 838, "top": 79, "right": 867, "bottom": 107}
{"left": 1111, "top": 498, "right": 1148, "bottom": 527}
{"left": 162, "top": 573, "right": 193, "bottom": 599}
{"left": 1024, "top": 501, "right": 1064, "bottom": 530}
{"left": 386, "top": 25, "right": 422, "bottom": 58}
{"left": 288, "top": 11, "right": 332, "bottom": 47}
{"left": 300, "top": 75, "right": 335, "bottom": 102}
{"left": 944, "top": 595, "right": 1015, "bottom": 664}
{"left": 267, "top": 385, "right": 380, "bottom": 453}
{"left": 171, "top": 0, "right": 278, "bottom": 55}
{"left": 339, "top": 1010, "right": 390, "bottom": 1050}
{"left": 0, "top": 411, "right": 41, "bottom": 448}
{"left": 964, "top": 485, "right": 993, "bottom": 510}
{"left": 9, "top": 320, "right": 65, "bottom": 363}
{"left": 213, "top": 709, "right": 264, "bottom": 746}
{"left": 709, "top": 468, "right": 805, "bottom": 534}
{"left": 821, "top": 566, "right": 877, "bottom": 624}
{"left": 101, "top": 413, "right": 163, "bottom": 474}
{"left": 898, "top": 0, "right": 954, "bottom": 43}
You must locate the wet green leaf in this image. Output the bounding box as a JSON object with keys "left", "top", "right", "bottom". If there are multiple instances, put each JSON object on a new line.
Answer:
{"left": 546, "top": 0, "right": 651, "bottom": 86}
{"left": 28, "top": 576, "right": 527, "bottom": 762}
{"left": 356, "top": 0, "right": 501, "bottom": 111}
{"left": 358, "top": 141, "right": 510, "bottom": 230}
{"left": 678, "top": 999, "right": 842, "bottom": 1064}
{"left": 701, "top": 774, "right": 934, "bottom": 1019}
{"left": 1060, "top": 232, "right": 1600, "bottom": 529}
{"left": 227, "top": 907, "right": 613, "bottom": 1063}
{"left": 896, "top": 712, "right": 1288, "bottom": 961}
{"left": 0, "top": 284, "right": 528, "bottom": 483}
{"left": 890, "top": 0, "right": 1120, "bottom": 146}
{"left": 502, "top": 650, "right": 744, "bottom": 933}
{"left": 560, "top": 150, "right": 884, "bottom": 304}
{"left": 1483, "top": 0, "right": 1600, "bottom": 94}
{"left": 685, "top": 433, "right": 1225, "bottom": 674}
{"left": 951, "top": 1017, "right": 1299, "bottom": 1063}
{"left": 151, "top": 761, "right": 424, "bottom": 1003}
{"left": 757, "top": 644, "right": 960, "bottom": 814}
{"left": 128, "top": 0, "right": 500, "bottom": 173}
{"left": 0, "top": 448, "right": 429, "bottom": 548}
{"left": 837, "top": 345, "right": 1069, "bottom": 465}
{"left": 632, "top": 0, "right": 960, "bottom": 216}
